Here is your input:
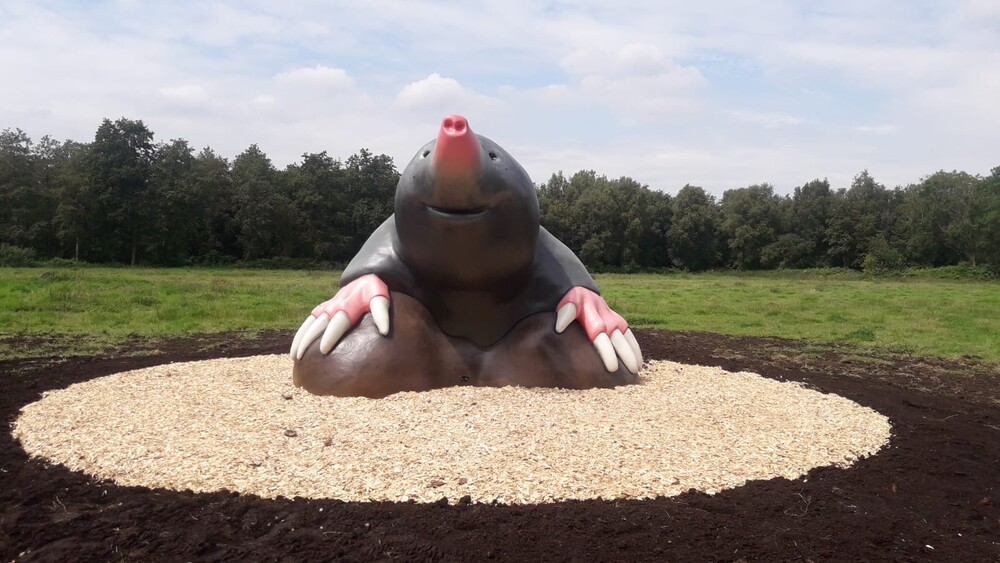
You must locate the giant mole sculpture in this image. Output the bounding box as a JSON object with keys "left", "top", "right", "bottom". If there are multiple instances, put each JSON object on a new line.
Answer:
{"left": 291, "top": 115, "right": 642, "bottom": 398}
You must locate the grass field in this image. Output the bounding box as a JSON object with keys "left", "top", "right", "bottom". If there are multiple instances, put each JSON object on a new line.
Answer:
{"left": 1, "top": 266, "right": 997, "bottom": 363}
{"left": 601, "top": 270, "right": 999, "bottom": 362}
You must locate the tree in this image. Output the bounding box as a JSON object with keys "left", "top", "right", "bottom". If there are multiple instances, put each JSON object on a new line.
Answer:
{"left": 975, "top": 166, "right": 1000, "bottom": 271}
{"left": 27, "top": 136, "right": 76, "bottom": 257}
{"left": 667, "top": 185, "right": 721, "bottom": 271}
{"left": 826, "top": 170, "right": 892, "bottom": 269}
{"left": 88, "top": 118, "right": 155, "bottom": 264}
{"left": 191, "top": 147, "right": 236, "bottom": 262}
{"left": 537, "top": 172, "right": 574, "bottom": 247}
{"left": 285, "top": 151, "right": 352, "bottom": 261}
{"left": 231, "top": 144, "right": 294, "bottom": 260}
{"left": 896, "top": 171, "right": 965, "bottom": 266}
{"left": 862, "top": 234, "right": 905, "bottom": 273}
{"left": 537, "top": 171, "right": 671, "bottom": 270}
{"left": 784, "top": 179, "right": 833, "bottom": 267}
{"left": 146, "top": 139, "right": 207, "bottom": 265}
{"left": 638, "top": 189, "right": 672, "bottom": 268}
{"left": 0, "top": 129, "right": 43, "bottom": 251}
{"left": 47, "top": 140, "right": 93, "bottom": 260}
{"left": 343, "top": 149, "right": 399, "bottom": 259}
{"left": 937, "top": 172, "right": 990, "bottom": 267}
{"left": 719, "top": 183, "right": 782, "bottom": 269}
{"left": 760, "top": 233, "right": 815, "bottom": 269}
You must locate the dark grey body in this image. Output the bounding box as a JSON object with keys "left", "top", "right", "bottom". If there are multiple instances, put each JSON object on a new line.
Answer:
{"left": 341, "top": 219, "right": 597, "bottom": 346}
{"left": 340, "top": 132, "right": 597, "bottom": 347}
{"left": 293, "top": 123, "right": 635, "bottom": 398}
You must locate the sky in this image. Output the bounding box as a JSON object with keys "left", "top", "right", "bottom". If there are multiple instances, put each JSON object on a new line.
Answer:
{"left": 1, "top": 1, "right": 998, "bottom": 196}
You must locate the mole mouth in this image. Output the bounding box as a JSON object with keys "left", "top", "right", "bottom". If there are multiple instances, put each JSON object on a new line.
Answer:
{"left": 426, "top": 205, "right": 490, "bottom": 219}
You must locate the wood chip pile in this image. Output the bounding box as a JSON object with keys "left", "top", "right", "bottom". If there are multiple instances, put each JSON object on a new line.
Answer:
{"left": 14, "top": 356, "right": 891, "bottom": 504}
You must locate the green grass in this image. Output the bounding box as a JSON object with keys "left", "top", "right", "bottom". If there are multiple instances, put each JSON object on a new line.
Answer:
{"left": 596, "top": 270, "right": 999, "bottom": 362}
{"left": 0, "top": 267, "right": 342, "bottom": 359}
{"left": 1, "top": 266, "right": 997, "bottom": 363}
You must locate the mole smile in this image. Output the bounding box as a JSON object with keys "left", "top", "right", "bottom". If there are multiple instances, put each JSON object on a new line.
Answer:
{"left": 426, "top": 205, "right": 489, "bottom": 219}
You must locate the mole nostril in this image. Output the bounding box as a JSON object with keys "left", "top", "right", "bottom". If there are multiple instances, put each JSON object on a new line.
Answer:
{"left": 434, "top": 114, "right": 478, "bottom": 173}
{"left": 441, "top": 115, "right": 470, "bottom": 136}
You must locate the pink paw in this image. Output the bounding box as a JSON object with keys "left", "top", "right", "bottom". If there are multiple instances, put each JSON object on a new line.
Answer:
{"left": 290, "top": 274, "right": 390, "bottom": 359}
{"left": 555, "top": 287, "right": 643, "bottom": 373}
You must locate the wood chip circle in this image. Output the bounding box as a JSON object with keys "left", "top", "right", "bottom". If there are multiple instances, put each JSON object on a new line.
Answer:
{"left": 13, "top": 356, "right": 891, "bottom": 505}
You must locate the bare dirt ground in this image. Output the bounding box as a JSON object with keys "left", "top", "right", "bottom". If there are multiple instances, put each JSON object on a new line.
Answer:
{"left": 2, "top": 329, "right": 999, "bottom": 562}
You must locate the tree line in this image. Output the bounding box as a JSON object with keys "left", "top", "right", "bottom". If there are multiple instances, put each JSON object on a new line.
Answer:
{"left": 539, "top": 168, "right": 1000, "bottom": 273}
{"left": 2, "top": 117, "right": 999, "bottom": 272}
{"left": 1, "top": 118, "right": 396, "bottom": 267}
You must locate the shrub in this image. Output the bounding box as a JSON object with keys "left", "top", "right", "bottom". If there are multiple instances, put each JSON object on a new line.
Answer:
{"left": 861, "top": 236, "right": 904, "bottom": 275}
{"left": 0, "top": 244, "right": 37, "bottom": 266}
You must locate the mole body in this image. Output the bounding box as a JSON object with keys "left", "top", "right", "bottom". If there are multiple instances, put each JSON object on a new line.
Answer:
{"left": 291, "top": 116, "right": 643, "bottom": 397}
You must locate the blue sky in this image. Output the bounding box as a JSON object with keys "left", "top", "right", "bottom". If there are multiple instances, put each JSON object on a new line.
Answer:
{"left": 1, "top": 0, "right": 998, "bottom": 195}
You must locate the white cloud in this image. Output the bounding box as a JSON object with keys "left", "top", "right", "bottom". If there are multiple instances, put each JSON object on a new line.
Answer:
{"left": 530, "top": 84, "right": 574, "bottom": 104}
{"left": 392, "top": 74, "right": 503, "bottom": 121}
{"left": 552, "top": 43, "right": 707, "bottom": 120}
{"left": 728, "top": 110, "right": 809, "bottom": 128}
{"left": 578, "top": 70, "right": 705, "bottom": 118}
{"left": 394, "top": 73, "right": 467, "bottom": 110}
{"left": 159, "top": 85, "right": 209, "bottom": 106}
{"left": 562, "top": 43, "right": 685, "bottom": 77}
{"left": 959, "top": 0, "right": 1000, "bottom": 26}
{"left": 274, "top": 65, "right": 354, "bottom": 89}
{"left": 252, "top": 95, "right": 276, "bottom": 107}
{"left": 854, "top": 124, "right": 898, "bottom": 135}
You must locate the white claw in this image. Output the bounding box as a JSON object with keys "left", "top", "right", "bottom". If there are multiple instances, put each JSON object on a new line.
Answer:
{"left": 319, "top": 311, "right": 352, "bottom": 354}
{"left": 593, "top": 332, "right": 619, "bottom": 372}
{"left": 624, "top": 328, "right": 643, "bottom": 367}
{"left": 611, "top": 329, "right": 639, "bottom": 374}
{"left": 290, "top": 315, "right": 316, "bottom": 359}
{"left": 370, "top": 296, "right": 390, "bottom": 336}
{"left": 555, "top": 303, "right": 577, "bottom": 333}
{"left": 297, "top": 312, "right": 330, "bottom": 360}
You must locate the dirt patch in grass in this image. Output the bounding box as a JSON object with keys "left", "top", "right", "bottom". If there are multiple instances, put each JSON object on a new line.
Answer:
{"left": 2, "top": 330, "right": 999, "bottom": 561}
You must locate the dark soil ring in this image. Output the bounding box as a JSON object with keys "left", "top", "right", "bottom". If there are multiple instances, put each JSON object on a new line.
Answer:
{"left": 14, "top": 357, "right": 889, "bottom": 504}
{"left": 2, "top": 329, "right": 998, "bottom": 561}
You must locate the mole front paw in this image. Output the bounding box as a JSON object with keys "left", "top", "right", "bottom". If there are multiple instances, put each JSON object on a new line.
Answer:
{"left": 555, "top": 287, "right": 643, "bottom": 373}
{"left": 290, "top": 274, "right": 390, "bottom": 359}
{"left": 291, "top": 291, "right": 465, "bottom": 398}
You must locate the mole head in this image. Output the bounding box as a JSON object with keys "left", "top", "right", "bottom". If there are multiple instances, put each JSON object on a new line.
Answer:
{"left": 394, "top": 115, "right": 540, "bottom": 289}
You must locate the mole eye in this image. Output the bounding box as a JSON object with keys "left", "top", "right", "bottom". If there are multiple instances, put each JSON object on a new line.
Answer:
{"left": 421, "top": 150, "right": 430, "bottom": 158}
{"left": 488, "top": 151, "right": 498, "bottom": 161}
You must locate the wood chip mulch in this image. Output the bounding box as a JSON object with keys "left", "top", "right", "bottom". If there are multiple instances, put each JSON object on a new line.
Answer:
{"left": 14, "top": 356, "right": 889, "bottom": 504}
